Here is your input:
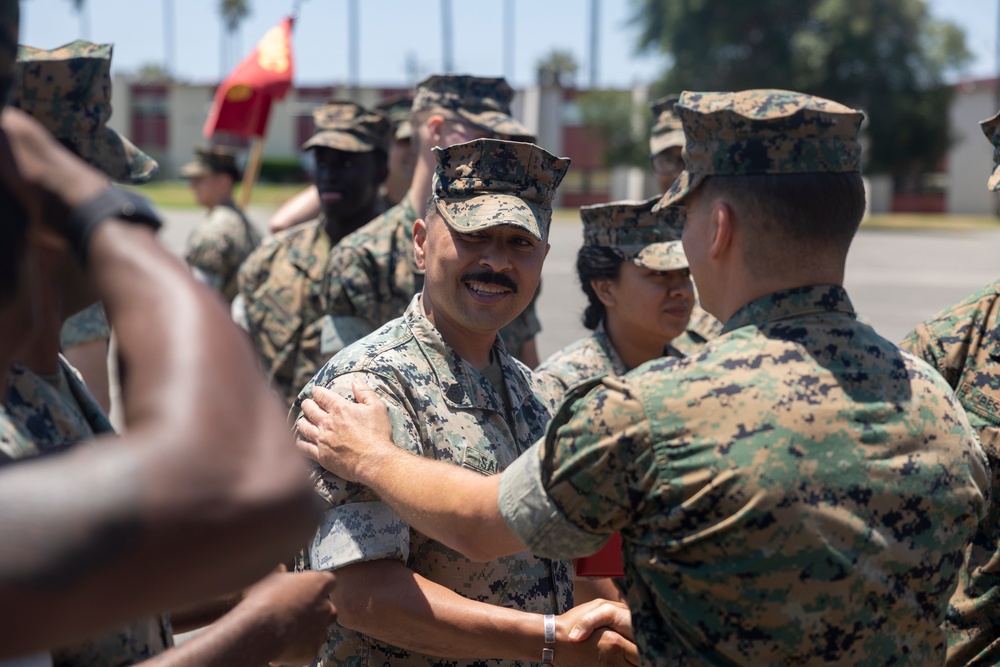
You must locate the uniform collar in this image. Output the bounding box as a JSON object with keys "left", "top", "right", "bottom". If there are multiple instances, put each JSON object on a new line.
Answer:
{"left": 592, "top": 324, "right": 631, "bottom": 377}
{"left": 402, "top": 295, "right": 536, "bottom": 414}
{"left": 722, "top": 285, "right": 856, "bottom": 334}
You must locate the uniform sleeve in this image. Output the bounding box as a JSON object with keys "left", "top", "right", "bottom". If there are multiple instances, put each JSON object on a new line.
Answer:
{"left": 498, "top": 377, "right": 657, "bottom": 560}
{"left": 184, "top": 210, "right": 243, "bottom": 285}
{"left": 303, "top": 371, "right": 423, "bottom": 572}
{"left": 899, "top": 320, "right": 960, "bottom": 389}
{"left": 317, "top": 246, "right": 380, "bottom": 358}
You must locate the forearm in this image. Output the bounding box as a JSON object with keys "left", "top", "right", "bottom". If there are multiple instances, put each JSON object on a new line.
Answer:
{"left": 268, "top": 185, "right": 319, "bottom": 232}
{"left": 334, "top": 560, "right": 545, "bottom": 661}
{"left": 359, "top": 451, "right": 524, "bottom": 561}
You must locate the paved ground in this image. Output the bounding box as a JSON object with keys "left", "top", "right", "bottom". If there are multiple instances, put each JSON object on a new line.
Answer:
{"left": 161, "top": 207, "right": 1000, "bottom": 360}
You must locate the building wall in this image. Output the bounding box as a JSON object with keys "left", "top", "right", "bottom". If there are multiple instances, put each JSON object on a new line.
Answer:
{"left": 948, "top": 80, "right": 996, "bottom": 215}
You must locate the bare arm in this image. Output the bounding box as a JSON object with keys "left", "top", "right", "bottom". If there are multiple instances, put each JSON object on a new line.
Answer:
{"left": 333, "top": 559, "right": 636, "bottom": 665}
{"left": 268, "top": 184, "right": 320, "bottom": 233}
{"left": 296, "top": 380, "right": 524, "bottom": 562}
{"left": 0, "top": 108, "right": 319, "bottom": 656}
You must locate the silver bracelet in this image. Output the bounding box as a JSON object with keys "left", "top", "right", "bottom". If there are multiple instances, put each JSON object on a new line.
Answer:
{"left": 542, "top": 614, "right": 556, "bottom": 664}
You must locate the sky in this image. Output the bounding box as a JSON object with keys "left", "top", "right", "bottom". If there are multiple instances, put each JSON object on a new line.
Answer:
{"left": 17, "top": 0, "right": 1000, "bottom": 89}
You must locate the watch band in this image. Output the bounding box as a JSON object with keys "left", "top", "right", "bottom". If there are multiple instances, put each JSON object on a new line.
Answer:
{"left": 65, "top": 187, "right": 162, "bottom": 264}
{"left": 542, "top": 614, "right": 556, "bottom": 665}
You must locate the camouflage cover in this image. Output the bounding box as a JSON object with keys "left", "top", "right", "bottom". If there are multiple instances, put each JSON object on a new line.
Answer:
{"left": 11, "top": 40, "right": 157, "bottom": 184}
{"left": 499, "top": 284, "right": 989, "bottom": 666}
{"left": 900, "top": 278, "right": 1000, "bottom": 666}
{"left": 649, "top": 94, "right": 684, "bottom": 156}
{"left": 179, "top": 145, "right": 242, "bottom": 180}
{"left": 979, "top": 110, "right": 1000, "bottom": 191}
{"left": 296, "top": 296, "right": 573, "bottom": 666}
{"left": 376, "top": 92, "right": 414, "bottom": 140}
{"left": 431, "top": 138, "right": 569, "bottom": 241}
{"left": 301, "top": 101, "right": 394, "bottom": 154}
{"left": 2, "top": 358, "right": 173, "bottom": 664}
{"left": 60, "top": 302, "right": 110, "bottom": 349}
{"left": 412, "top": 74, "right": 534, "bottom": 140}
{"left": 657, "top": 89, "right": 864, "bottom": 210}
{"left": 184, "top": 200, "right": 260, "bottom": 303}
{"left": 580, "top": 196, "right": 687, "bottom": 271}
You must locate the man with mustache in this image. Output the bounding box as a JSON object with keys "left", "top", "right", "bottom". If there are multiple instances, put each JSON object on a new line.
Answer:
{"left": 237, "top": 101, "right": 392, "bottom": 407}
{"left": 293, "top": 138, "right": 637, "bottom": 667}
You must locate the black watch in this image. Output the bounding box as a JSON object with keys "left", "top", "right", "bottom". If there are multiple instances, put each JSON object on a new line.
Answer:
{"left": 66, "top": 187, "right": 162, "bottom": 264}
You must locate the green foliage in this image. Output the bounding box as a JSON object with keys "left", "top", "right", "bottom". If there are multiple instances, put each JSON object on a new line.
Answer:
{"left": 258, "top": 157, "right": 306, "bottom": 184}
{"left": 219, "top": 0, "right": 251, "bottom": 32}
{"left": 630, "top": 0, "right": 971, "bottom": 175}
{"left": 536, "top": 50, "right": 580, "bottom": 88}
{"left": 576, "top": 90, "right": 652, "bottom": 168}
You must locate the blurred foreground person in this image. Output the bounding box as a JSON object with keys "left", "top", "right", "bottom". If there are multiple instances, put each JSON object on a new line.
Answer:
{"left": 297, "top": 90, "right": 989, "bottom": 666}
{"left": 899, "top": 109, "right": 1000, "bottom": 667}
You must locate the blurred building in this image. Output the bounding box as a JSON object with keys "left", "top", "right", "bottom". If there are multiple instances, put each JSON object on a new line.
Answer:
{"left": 947, "top": 77, "right": 997, "bottom": 216}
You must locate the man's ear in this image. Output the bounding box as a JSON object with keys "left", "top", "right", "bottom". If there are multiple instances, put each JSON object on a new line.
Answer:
{"left": 413, "top": 218, "right": 428, "bottom": 271}
{"left": 591, "top": 278, "right": 616, "bottom": 308}
{"left": 709, "top": 200, "right": 734, "bottom": 261}
{"left": 425, "top": 114, "right": 448, "bottom": 145}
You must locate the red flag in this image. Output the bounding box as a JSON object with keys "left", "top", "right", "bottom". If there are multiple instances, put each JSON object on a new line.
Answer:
{"left": 204, "top": 16, "right": 295, "bottom": 139}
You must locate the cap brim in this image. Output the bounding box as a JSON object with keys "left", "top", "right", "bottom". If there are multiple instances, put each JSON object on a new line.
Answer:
{"left": 395, "top": 120, "right": 412, "bottom": 140}
{"left": 75, "top": 127, "right": 158, "bottom": 184}
{"left": 990, "top": 165, "right": 1000, "bottom": 192}
{"left": 457, "top": 109, "right": 534, "bottom": 141}
{"left": 630, "top": 241, "right": 688, "bottom": 271}
{"left": 650, "top": 130, "right": 685, "bottom": 156}
{"left": 654, "top": 169, "right": 704, "bottom": 211}
{"left": 302, "top": 131, "right": 378, "bottom": 152}
{"left": 434, "top": 194, "right": 547, "bottom": 241}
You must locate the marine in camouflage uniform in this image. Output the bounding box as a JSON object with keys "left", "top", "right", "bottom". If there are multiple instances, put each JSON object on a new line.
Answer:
{"left": 648, "top": 94, "right": 722, "bottom": 356}
{"left": 3, "top": 39, "right": 172, "bottom": 666}
{"left": 59, "top": 302, "right": 109, "bottom": 350}
{"left": 181, "top": 146, "right": 260, "bottom": 302}
{"left": 238, "top": 102, "right": 394, "bottom": 407}
{"left": 319, "top": 75, "right": 542, "bottom": 368}
{"left": 494, "top": 91, "right": 989, "bottom": 665}
{"left": 898, "top": 109, "right": 1000, "bottom": 667}
{"left": 535, "top": 197, "right": 688, "bottom": 403}
{"left": 296, "top": 139, "right": 574, "bottom": 666}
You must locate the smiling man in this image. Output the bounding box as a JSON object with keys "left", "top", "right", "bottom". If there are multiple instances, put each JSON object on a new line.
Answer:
{"left": 237, "top": 101, "right": 392, "bottom": 407}
{"left": 294, "top": 138, "right": 637, "bottom": 667}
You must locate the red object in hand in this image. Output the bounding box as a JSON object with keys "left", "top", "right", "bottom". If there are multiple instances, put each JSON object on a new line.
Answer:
{"left": 573, "top": 532, "right": 623, "bottom": 578}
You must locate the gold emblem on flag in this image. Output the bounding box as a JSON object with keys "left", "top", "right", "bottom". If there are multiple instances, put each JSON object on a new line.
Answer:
{"left": 226, "top": 85, "right": 253, "bottom": 102}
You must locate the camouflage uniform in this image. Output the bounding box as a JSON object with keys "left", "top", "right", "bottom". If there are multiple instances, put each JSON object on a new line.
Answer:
{"left": 181, "top": 147, "right": 260, "bottom": 302}
{"left": 60, "top": 302, "right": 109, "bottom": 350}
{"left": 2, "top": 360, "right": 173, "bottom": 665}
{"left": 536, "top": 197, "right": 687, "bottom": 402}
{"left": 496, "top": 91, "right": 991, "bottom": 666}
{"left": 296, "top": 139, "right": 573, "bottom": 667}
{"left": 895, "top": 110, "right": 1000, "bottom": 667}
{"left": 314, "top": 75, "right": 540, "bottom": 367}
{"left": 239, "top": 102, "right": 394, "bottom": 407}
{"left": 648, "top": 95, "right": 722, "bottom": 355}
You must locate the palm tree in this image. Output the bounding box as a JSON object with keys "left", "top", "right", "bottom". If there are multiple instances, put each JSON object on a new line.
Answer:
{"left": 219, "top": 0, "right": 251, "bottom": 77}
{"left": 536, "top": 49, "right": 578, "bottom": 88}
{"left": 65, "top": 0, "right": 90, "bottom": 39}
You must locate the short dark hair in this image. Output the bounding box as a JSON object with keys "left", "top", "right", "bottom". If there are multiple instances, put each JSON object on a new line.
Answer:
{"left": 576, "top": 245, "right": 624, "bottom": 330}
{"left": 697, "top": 172, "right": 866, "bottom": 277}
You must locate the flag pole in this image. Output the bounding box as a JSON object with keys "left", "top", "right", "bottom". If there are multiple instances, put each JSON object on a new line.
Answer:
{"left": 239, "top": 137, "right": 266, "bottom": 210}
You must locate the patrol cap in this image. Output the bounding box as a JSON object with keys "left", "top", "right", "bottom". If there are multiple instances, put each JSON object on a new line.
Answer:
{"left": 649, "top": 94, "right": 685, "bottom": 157}
{"left": 0, "top": 0, "right": 17, "bottom": 106}
{"left": 413, "top": 74, "right": 534, "bottom": 141}
{"left": 581, "top": 195, "right": 688, "bottom": 271}
{"left": 301, "top": 101, "right": 393, "bottom": 155}
{"left": 180, "top": 145, "right": 242, "bottom": 180}
{"left": 376, "top": 93, "right": 414, "bottom": 141}
{"left": 431, "top": 138, "right": 570, "bottom": 241}
{"left": 979, "top": 110, "right": 1000, "bottom": 191}
{"left": 10, "top": 40, "right": 158, "bottom": 184}
{"left": 657, "top": 89, "right": 864, "bottom": 210}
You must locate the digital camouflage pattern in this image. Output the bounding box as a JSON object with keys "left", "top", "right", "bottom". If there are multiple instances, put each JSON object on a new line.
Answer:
{"left": 300, "top": 101, "right": 393, "bottom": 154}
{"left": 649, "top": 94, "right": 684, "bottom": 157}
{"left": 499, "top": 285, "right": 989, "bottom": 667}
{"left": 658, "top": 89, "right": 864, "bottom": 210}
{"left": 670, "top": 303, "right": 723, "bottom": 356}
{"left": 535, "top": 324, "right": 683, "bottom": 406}
{"left": 179, "top": 145, "right": 241, "bottom": 180}
{"left": 305, "top": 193, "right": 543, "bottom": 363}
{"left": 581, "top": 196, "right": 687, "bottom": 271}
{"left": 376, "top": 92, "right": 414, "bottom": 140}
{"left": 979, "top": 111, "right": 1000, "bottom": 191}
{"left": 60, "top": 302, "right": 110, "bottom": 349}
{"left": 432, "top": 138, "right": 569, "bottom": 241}
{"left": 900, "top": 278, "right": 1000, "bottom": 666}
{"left": 184, "top": 200, "right": 260, "bottom": 303}
{"left": 238, "top": 218, "right": 339, "bottom": 408}
{"left": 412, "top": 74, "right": 534, "bottom": 140}
{"left": 295, "top": 296, "right": 573, "bottom": 667}
{"left": 0, "top": 0, "right": 17, "bottom": 105}
{"left": 2, "top": 359, "right": 173, "bottom": 665}
{"left": 11, "top": 40, "right": 157, "bottom": 184}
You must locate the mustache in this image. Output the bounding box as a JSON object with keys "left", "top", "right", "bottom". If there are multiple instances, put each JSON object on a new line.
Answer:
{"left": 460, "top": 270, "right": 519, "bottom": 294}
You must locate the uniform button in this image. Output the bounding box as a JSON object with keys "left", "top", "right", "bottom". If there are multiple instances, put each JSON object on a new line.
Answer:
{"left": 446, "top": 384, "right": 465, "bottom": 402}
